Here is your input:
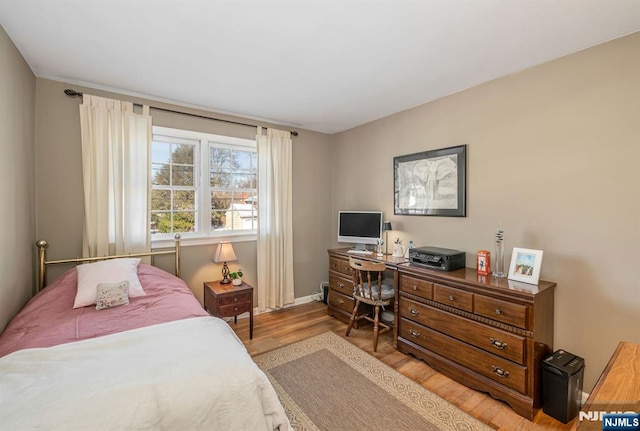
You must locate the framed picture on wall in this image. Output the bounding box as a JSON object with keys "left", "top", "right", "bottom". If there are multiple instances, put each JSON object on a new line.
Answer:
{"left": 393, "top": 144, "right": 466, "bottom": 216}
{"left": 508, "top": 247, "right": 544, "bottom": 285}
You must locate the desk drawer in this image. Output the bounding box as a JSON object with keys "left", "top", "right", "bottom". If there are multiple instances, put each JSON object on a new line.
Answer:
{"left": 433, "top": 284, "right": 474, "bottom": 312}
{"left": 328, "top": 290, "right": 355, "bottom": 314}
{"left": 329, "top": 256, "right": 353, "bottom": 277}
{"left": 475, "top": 294, "right": 528, "bottom": 329}
{"left": 400, "top": 275, "right": 433, "bottom": 299}
{"left": 400, "top": 318, "right": 527, "bottom": 394}
{"left": 329, "top": 273, "right": 353, "bottom": 296}
{"left": 400, "top": 297, "right": 525, "bottom": 364}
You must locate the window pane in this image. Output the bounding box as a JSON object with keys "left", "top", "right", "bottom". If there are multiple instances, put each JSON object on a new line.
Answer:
{"left": 152, "top": 141, "right": 171, "bottom": 164}
{"left": 231, "top": 172, "right": 253, "bottom": 188}
{"left": 173, "top": 212, "right": 195, "bottom": 233}
{"left": 210, "top": 147, "right": 235, "bottom": 171}
{"left": 172, "top": 143, "right": 194, "bottom": 165}
{"left": 210, "top": 172, "right": 232, "bottom": 188}
{"left": 151, "top": 189, "right": 170, "bottom": 211}
{"left": 151, "top": 212, "right": 172, "bottom": 234}
{"left": 152, "top": 163, "right": 170, "bottom": 186}
{"left": 211, "top": 191, "right": 232, "bottom": 211}
{"left": 173, "top": 190, "right": 195, "bottom": 210}
{"left": 172, "top": 165, "right": 194, "bottom": 186}
{"left": 211, "top": 210, "right": 226, "bottom": 230}
{"left": 235, "top": 151, "right": 252, "bottom": 170}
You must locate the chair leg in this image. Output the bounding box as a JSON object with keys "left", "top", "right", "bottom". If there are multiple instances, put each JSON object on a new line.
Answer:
{"left": 345, "top": 299, "right": 360, "bottom": 337}
{"left": 372, "top": 305, "right": 380, "bottom": 352}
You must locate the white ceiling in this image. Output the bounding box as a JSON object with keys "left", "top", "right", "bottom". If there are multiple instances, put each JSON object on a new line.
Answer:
{"left": 1, "top": 1, "right": 639, "bottom": 134}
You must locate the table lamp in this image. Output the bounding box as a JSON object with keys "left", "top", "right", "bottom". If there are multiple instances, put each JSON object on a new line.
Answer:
{"left": 383, "top": 221, "right": 392, "bottom": 255}
{"left": 213, "top": 242, "right": 237, "bottom": 284}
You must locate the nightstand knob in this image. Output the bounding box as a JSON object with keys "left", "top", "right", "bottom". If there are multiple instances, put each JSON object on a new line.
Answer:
{"left": 234, "top": 297, "right": 238, "bottom": 302}
{"left": 234, "top": 306, "right": 238, "bottom": 311}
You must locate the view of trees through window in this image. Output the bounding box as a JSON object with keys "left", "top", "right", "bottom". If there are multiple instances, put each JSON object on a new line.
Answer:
{"left": 150, "top": 128, "right": 257, "bottom": 238}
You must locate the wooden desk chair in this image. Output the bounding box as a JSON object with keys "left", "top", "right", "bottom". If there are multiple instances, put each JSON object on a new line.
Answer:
{"left": 345, "top": 257, "right": 394, "bottom": 352}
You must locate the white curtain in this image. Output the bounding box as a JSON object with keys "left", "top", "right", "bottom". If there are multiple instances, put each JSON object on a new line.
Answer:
{"left": 79, "top": 95, "right": 151, "bottom": 257}
{"left": 256, "top": 127, "right": 294, "bottom": 311}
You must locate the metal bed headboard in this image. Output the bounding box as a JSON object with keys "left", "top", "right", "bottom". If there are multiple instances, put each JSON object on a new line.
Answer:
{"left": 35, "top": 234, "right": 182, "bottom": 292}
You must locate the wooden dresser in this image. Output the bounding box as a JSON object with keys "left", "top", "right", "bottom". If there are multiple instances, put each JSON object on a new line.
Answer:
{"left": 396, "top": 263, "right": 556, "bottom": 420}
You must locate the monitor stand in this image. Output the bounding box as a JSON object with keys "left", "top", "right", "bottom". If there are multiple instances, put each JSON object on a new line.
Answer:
{"left": 352, "top": 243, "right": 368, "bottom": 251}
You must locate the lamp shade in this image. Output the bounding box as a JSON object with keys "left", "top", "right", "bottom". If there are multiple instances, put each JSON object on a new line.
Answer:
{"left": 213, "top": 242, "right": 237, "bottom": 263}
{"left": 383, "top": 221, "right": 392, "bottom": 231}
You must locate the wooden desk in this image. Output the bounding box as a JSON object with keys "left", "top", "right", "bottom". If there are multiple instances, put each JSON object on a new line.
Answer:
{"left": 579, "top": 342, "right": 640, "bottom": 430}
{"left": 327, "top": 248, "right": 406, "bottom": 325}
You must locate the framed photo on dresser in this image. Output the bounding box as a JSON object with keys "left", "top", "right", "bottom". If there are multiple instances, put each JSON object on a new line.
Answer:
{"left": 508, "top": 247, "right": 544, "bottom": 285}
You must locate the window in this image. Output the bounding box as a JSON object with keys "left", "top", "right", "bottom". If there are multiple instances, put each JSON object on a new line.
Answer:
{"left": 150, "top": 127, "right": 257, "bottom": 242}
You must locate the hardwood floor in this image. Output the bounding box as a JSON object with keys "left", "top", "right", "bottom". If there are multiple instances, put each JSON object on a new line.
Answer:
{"left": 228, "top": 301, "right": 578, "bottom": 431}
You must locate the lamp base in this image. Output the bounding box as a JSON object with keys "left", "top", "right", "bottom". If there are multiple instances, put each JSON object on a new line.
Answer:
{"left": 220, "top": 277, "right": 232, "bottom": 284}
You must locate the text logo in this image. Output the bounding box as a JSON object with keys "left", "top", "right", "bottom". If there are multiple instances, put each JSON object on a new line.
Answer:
{"left": 602, "top": 413, "right": 640, "bottom": 431}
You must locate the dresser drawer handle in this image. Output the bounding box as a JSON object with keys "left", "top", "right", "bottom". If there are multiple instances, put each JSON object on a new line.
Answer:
{"left": 409, "top": 329, "right": 420, "bottom": 338}
{"left": 412, "top": 285, "right": 418, "bottom": 291}
{"left": 495, "top": 308, "right": 502, "bottom": 315}
{"left": 490, "top": 338, "right": 508, "bottom": 350}
{"left": 337, "top": 299, "right": 344, "bottom": 305}
{"left": 492, "top": 366, "right": 510, "bottom": 378}
{"left": 233, "top": 297, "right": 238, "bottom": 302}
{"left": 234, "top": 306, "right": 238, "bottom": 312}
{"left": 408, "top": 307, "right": 420, "bottom": 316}
{"left": 448, "top": 295, "right": 455, "bottom": 301}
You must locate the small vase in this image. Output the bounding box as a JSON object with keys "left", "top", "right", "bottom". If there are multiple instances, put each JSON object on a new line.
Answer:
{"left": 232, "top": 278, "right": 242, "bottom": 286}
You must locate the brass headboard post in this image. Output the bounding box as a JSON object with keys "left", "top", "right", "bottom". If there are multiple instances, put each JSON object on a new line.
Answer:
{"left": 174, "top": 234, "right": 181, "bottom": 278}
{"left": 35, "top": 233, "right": 184, "bottom": 292}
{"left": 36, "top": 239, "right": 48, "bottom": 292}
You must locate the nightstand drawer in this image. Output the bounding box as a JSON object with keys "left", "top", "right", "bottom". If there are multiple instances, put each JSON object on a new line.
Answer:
{"left": 218, "top": 301, "right": 252, "bottom": 317}
{"left": 217, "top": 291, "right": 252, "bottom": 306}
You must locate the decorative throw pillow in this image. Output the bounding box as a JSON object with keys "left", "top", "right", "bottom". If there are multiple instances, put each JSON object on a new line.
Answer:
{"left": 95, "top": 280, "right": 130, "bottom": 310}
{"left": 74, "top": 258, "right": 145, "bottom": 309}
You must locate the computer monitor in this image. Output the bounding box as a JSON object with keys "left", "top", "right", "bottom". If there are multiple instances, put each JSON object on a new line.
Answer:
{"left": 337, "top": 211, "right": 383, "bottom": 250}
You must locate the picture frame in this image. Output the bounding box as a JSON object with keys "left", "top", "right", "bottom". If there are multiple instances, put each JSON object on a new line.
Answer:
{"left": 508, "top": 247, "right": 544, "bottom": 285}
{"left": 393, "top": 144, "right": 466, "bottom": 216}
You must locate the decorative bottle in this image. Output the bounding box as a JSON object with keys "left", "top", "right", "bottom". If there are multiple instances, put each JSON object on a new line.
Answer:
{"left": 493, "top": 226, "right": 506, "bottom": 278}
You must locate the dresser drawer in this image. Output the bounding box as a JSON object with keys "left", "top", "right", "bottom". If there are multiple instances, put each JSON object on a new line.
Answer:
{"left": 218, "top": 301, "right": 252, "bottom": 317}
{"left": 329, "top": 273, "right": 353, "bottom": 296}
{"left": 433, "top": 284, "right": 474, "bottom": 312}
{"left": 475, "top": 294, "right": 528, "bottom": 329}
{"left": 329, "top": 256, "right": 353, "bottom": 277}
{"left": 400, "top": 318, "right": 527, "bottom": 394}
{"left": 217, "top": 291, "right": 252, "bottom": 306}
{"left": 328, "top": 290, "right": 355, "bottom": 314}
{"left": 400, "top": 275, "right": 433, "bottom": 299}
{"left": 400, "top": 297, "right": 525, "bottom": 364}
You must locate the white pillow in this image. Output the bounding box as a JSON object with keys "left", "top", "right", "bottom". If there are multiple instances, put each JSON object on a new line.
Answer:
{"left": 74, "top": 258, "right": 145, "bottom": 308}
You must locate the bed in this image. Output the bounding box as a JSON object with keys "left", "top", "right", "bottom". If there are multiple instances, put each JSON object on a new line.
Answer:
{"left": 0, "top": 237, "right": 292, "bottom": 430}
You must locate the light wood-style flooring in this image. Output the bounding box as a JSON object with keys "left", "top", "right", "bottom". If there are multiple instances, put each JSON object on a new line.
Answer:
{"left": 228, "top": 301, "right": 578, "bottom": 431}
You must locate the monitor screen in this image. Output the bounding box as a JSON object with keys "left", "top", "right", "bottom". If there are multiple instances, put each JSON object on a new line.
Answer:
{"left": 337, "top": 211, "right": 383, "bottom": 248}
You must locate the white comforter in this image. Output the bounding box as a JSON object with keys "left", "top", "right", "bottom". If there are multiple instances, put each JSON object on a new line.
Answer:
{"left": 0, "top": 316, "right": 292, "bottom": 431}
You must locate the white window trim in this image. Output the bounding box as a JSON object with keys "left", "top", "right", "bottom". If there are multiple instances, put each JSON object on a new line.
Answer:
{"left": 151, "top": 126, "right": 257, "bottom": 246}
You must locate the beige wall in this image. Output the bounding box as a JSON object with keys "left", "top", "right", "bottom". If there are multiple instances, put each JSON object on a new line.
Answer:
{"left": 0, "top": 25, "right": 36, "bottom": 330}
{"left": 332, "top": 32, "right": 640, "bottom": 391}
{"left": 34, "top": 79, "right": 333, "bottom": 305}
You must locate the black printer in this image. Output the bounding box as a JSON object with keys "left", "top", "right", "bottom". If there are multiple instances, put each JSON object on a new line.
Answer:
{"left": 408, "top": 246, "right": 466, "bottom": 271}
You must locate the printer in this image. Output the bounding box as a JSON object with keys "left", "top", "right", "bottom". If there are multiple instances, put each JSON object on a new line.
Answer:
{"left": 408, "top": 246, "right": 466, "bottom": 271}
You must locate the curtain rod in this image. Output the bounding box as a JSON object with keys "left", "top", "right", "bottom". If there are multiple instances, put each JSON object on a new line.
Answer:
{"left": 63, "top": 89, "right": 299, "bottom": 136}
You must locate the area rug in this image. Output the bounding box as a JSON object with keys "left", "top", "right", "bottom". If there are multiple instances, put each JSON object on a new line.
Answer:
{"left": 253, "top": 331, "right": 494, "bottom": 431}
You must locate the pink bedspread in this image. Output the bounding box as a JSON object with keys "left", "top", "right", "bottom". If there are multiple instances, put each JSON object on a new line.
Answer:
{"left": 0, "top": 264, "right": 208, "bottom": 357}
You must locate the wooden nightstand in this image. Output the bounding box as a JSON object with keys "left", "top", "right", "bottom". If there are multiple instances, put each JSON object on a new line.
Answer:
{"left": 204, "top": 280, "right": 254, "bottom": 339}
